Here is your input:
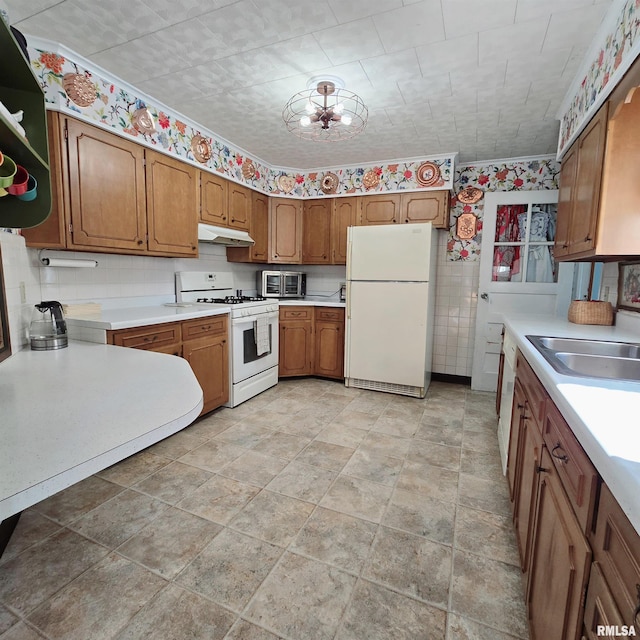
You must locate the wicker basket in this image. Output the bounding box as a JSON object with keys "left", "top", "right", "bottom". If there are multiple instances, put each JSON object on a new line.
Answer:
{"left": 567, "top": 300, "right": 614, "bottom": 326}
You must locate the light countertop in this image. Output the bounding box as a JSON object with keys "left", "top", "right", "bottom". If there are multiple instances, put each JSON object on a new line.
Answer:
{"left": 503, "top": 314, "right": 640, "bottom": 533}
{"left": 0, "top": 341, "right": 203, "bottom": 520}
{"left": 65, "top": 304, "right": 231, "bottom": 331}
{"left": 279, "top": 299, "right": 346, "bottom": 308}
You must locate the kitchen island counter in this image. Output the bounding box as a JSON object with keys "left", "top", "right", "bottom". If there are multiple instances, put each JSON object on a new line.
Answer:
{"left": 0, "top": 341, "right": 202, "bottom": 521}
{"left": 504, "top": 314, "right": 640, "bottom": 534}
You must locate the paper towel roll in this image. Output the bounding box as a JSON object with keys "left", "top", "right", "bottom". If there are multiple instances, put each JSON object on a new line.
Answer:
{"left": 40, "top": 257, "right": 98, "bottom": 268}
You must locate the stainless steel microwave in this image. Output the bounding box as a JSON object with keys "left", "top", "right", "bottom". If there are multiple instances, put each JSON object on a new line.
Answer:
{"left": 258, "top": 270, "right": 306, "bottom": 298}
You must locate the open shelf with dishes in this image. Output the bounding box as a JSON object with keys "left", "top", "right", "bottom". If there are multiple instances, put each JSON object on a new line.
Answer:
{"left": 0, "top": 18, "right": 51, "bottom": 229}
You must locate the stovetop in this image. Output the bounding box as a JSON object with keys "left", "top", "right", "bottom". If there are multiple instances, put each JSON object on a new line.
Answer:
{"left": 197, "top": 296, "right": 267, "bottom": 304}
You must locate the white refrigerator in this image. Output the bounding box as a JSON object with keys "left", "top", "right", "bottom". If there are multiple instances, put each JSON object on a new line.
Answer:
{"left": 345, "top": 222, "right": 437, "bottom": 398}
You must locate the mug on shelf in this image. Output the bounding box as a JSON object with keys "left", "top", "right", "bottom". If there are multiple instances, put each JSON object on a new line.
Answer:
{"left": 7, "top": 164, "right": 29, "bottom": 195}
{"left": 0, "top": 154, "right": 17, "bottom": 189}
{"left": 17, "top": 173, "right": 37, "bottom": 201}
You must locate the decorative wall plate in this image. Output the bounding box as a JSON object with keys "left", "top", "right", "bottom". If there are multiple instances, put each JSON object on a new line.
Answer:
{"left": 362, "top": 169, "right": 380, "bottom": 190}
{"left": 62, "top": 73, "right": 97, "bottom": 108}
{"left": 416, "top": 161, "right": 440, "bottom": 187}
{"left": 456, "top": 212, "right": 478, "bottom": 240}
{"left": 241, "top": 159, "right": 256, "bottom": 179}
{"left": 277, "top": 175, "right": 295, "bottom": 193}
{"left": 457, "top": 185, "right": 483, "bottom": 204}
{"left": 191, "top": 135, "right": 212, "bottom": 163}
{"left": 132, "top": 107, "right": 155, "bottom": 135}
{"left": 320, "top": 172, "right": 339, "bottom": 194}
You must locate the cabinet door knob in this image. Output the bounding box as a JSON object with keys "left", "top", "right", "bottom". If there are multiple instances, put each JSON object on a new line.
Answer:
{"left": 584, "top": 236, "right": 592, "bottom": 242}
{"left": 536, "top": 466, "right": 549, "bottom": 474}
{"left": 137, "top": 239, "right": 144, "bottom": 245}
{"left": 551, "top": 443, "right": 569, "bottom": 463}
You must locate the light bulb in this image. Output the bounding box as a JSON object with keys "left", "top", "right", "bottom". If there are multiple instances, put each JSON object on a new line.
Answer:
{"left": 341, "top": 114, "right": 352, "bottom": 126}
{"left": 300, "top": 115, "right": 311, "bottom": 127}
{"left": 305, "top": 102, "right": 315, "bottom": 114}
{"left": 334, "top": 102, "right": 344, "bottom": 115}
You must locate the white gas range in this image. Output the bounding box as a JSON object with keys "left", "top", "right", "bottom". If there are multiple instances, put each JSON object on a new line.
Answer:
{"left": 176, "top": 271, "right": 279, "bottom": 407}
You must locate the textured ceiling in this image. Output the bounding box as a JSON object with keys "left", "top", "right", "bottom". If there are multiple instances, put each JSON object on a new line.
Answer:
{"left": 2, "top": 0, "right": 612, "bottom": 169}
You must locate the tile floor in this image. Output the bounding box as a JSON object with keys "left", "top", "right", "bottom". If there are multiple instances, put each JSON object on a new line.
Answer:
{"left": 0, "top": 379, "right": 529, "bottom": 640}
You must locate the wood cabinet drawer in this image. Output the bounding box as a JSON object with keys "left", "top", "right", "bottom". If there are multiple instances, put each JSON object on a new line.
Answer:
{"left": 315, "top": 307, "right": 345, "bottom": 322}
{"left": 543, "top": 401, "right": 598, "bottom": 535}
{"left": 516, "top": 352, "right": 548, "bottom": 433}
{"left": 591, "top": 483, "right": 640, "bottom": 630}
{"left": 181, "top": 315, "right": 228, "bottom": 341}
{"left": 280, "top": 307, "right": 313, "bottom": 320}
{"left": 109, "top": 323, "right": 181, "bottom": 350}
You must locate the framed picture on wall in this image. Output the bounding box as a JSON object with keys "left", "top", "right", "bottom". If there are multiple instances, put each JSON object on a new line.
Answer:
{"left": 617, "top": 261, "right": 640, "bottom": 312}
{"left": 0, "top": 245, "right": 12, "bottom": 363}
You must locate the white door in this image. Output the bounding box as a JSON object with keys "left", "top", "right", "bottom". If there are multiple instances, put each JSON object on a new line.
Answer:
{"left": 471, "top": 190, "right": 573, "bottom": 391}
{"left": 346, "top": 280, "right": 429, "bottom": 386}
{"left": 348, "top": 223, "right": 432, "bottom": 281}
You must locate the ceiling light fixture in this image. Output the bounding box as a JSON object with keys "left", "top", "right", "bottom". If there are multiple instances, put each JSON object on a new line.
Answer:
{"left": 283, "top": 76, "right": 368, "bottom": 142}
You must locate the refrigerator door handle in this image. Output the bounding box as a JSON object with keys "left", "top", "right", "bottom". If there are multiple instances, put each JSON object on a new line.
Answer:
{"left": 346, "top": 234, "right": 352, "bottom": 281}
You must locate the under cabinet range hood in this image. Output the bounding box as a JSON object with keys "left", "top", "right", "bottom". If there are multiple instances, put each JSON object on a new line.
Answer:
{"left": 197, "top": 223, "right": 254, "bottom": 246}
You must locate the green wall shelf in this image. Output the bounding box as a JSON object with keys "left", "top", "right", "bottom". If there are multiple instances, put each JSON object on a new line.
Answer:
{"left": 0, "top": 18, "right": 51, "bottom": 229}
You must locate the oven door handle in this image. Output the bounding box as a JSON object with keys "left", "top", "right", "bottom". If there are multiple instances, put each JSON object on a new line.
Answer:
{"left": 233, "top": 311, "right": 278, "bottom": 325}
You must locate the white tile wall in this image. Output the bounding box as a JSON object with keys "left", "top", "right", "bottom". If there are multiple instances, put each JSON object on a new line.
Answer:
{"left": 0, "top": 232, "right": 41, "bottom": 350}
{"left": 433, "top": 232, "right": 479, "bottom": 377}
{"left": 0, "top": 235, "right": 264, "bottom": 351}
{"left": 2, "top": 229, "right": 476, "bottom": 375}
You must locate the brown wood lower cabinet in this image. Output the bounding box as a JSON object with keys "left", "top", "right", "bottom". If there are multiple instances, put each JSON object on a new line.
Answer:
{"left": 107, "top": 315, "right": 229, "bottom": 415}
{"left": 526, "top": 446, "right": 591, "bottom": 640}
{"left": 279, "top": 306, "right": 345, "bottom": 379}
{"left": 587, "top": 484, "right": 640, "bottom": 638}
{"left": 508, "top": 349, "right": 640, "bottom": 640}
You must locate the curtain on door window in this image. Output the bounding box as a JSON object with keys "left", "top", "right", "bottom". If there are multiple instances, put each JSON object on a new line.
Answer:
{"left": 493, "top": 204, "right": 526, "bottom": 282}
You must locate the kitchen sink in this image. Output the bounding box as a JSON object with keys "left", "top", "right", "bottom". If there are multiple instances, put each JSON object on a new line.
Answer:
{"left": 527, "top": 335, "right": 640, "bottom": 382}
{"left": 553, "top": 352, "right": 640, "bottom": 381}
{"left": 532, "top": 336, "right": 640, "bottom": 359}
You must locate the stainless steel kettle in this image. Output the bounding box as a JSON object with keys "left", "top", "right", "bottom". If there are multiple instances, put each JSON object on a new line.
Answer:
{"left": 29, "top": 301, "right": 68, "bottom": 350}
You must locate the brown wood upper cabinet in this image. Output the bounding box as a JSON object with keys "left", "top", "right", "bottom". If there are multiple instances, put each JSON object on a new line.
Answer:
{"left": 270, "top": 197, "right": 303, "bottom": 263}
{"left": 359, "top": 191, "right": 449, "bottom": 228}
{"left": 23, "top": 113, "right": 198, "bottom": 257}
{"left": 302, "top": 199, "right": 332, "bottom": 264}
{"left": 200, "top": 172, "right": 228, "bottom": 226}
{"left": 332, "top": 197, "right": 358, "bottom": 263}
{"left": 200, "top": 173, "right": 250, "bottom": 231}
{"left": 227, "top": 182, "right": 251, "bottom": 231}
{"left": 225, "top": 190, "right": 269, "bottom": 263}
{"left": 555, "top": 83, "right": 640, "bottom": 260}
{"left": 145, "top": 149, "right": 199, "bottom": 256}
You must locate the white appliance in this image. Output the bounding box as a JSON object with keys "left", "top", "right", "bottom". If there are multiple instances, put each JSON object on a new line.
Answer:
{"left": 345, "top": 223, "right": 437, "bottom": 398}
{"left": 498, "top": 329, "right": 517, "bottom": 474}
{"left": 176, "top": 272, "right": 279, "bottom": 407}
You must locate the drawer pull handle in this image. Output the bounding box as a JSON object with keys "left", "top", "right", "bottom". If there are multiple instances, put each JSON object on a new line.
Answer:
{"left": 536, "top": 466, "right": 548, "bottom": 474}
{"left": 143, "top": 336, "right": 158, "bottom": 342}
{"left": 551, "top": 443, "right": 568, "bottom": 463}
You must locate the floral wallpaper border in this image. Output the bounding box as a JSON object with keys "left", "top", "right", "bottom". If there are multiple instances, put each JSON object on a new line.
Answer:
{"left": 558, "top": 0, "right": 640, "bottom": 154}
{"left": 448, "top": 159, "right": 560, "bottom": 262}
{"left": 28, "top": 41, "right": 454, "bottom": 199}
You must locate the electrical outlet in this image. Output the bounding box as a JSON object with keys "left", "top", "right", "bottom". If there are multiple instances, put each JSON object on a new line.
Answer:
{"left": 19, "top": 281, "right": 26, "bottom": 303}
